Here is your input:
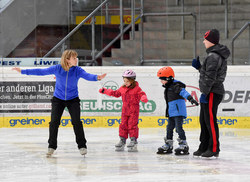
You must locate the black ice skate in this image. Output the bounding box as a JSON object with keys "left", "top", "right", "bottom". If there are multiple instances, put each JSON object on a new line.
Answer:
{"left": 174, "top": 139, "right": 189, "bottom": 155}
{"left": 193, "top": 149, "right": 203, "bottom": 157}
{"left": 157, "top": 138, "right": 173, "bottom": 154}
{"left": 201, "top": 150, "right": 219, "bottom": 158}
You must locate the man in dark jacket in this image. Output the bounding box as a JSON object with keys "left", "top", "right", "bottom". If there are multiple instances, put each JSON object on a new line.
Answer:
{"left": 192, "top": 29, "right": 230, "bottom": 158}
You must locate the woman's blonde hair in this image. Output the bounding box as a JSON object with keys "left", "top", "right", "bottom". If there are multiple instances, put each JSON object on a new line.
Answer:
{"left": 61, "top": 50, "right": 78, "bottom": 71}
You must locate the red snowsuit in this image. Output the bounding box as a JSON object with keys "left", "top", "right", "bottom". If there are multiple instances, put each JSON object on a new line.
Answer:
{"left": 102, "top": 82, "right": 148, "bottom": 139}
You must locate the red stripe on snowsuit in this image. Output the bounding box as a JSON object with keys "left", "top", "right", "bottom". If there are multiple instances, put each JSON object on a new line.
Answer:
{"left": 209, "top": 93, "right": 217, "bottom": 152}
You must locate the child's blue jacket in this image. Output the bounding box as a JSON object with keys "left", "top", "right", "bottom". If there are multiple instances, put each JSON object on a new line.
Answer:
{"left": 163, "top": 80, "right": 191, "bottom": 118}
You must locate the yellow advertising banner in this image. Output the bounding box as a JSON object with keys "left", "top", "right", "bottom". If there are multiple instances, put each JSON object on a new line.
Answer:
{"left": 76, "top": 16, "right": 106, "bottom": 25}
{"left": 75, "top": 15, "right": 140, "bottom": 25}
{"left": 1, "top": 116, "right": 249, "bottom": 128}
{"left": 111, "top": 15, "right": 141, "bottom": 24}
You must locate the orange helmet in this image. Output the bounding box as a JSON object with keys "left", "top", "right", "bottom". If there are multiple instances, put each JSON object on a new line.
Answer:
{"left": 157, "top": 66, "right": 175, "bottom": 80}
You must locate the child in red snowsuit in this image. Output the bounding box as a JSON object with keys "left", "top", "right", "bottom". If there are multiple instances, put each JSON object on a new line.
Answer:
{"left": 99, "top": 70, "right": 148, "bottom": 152}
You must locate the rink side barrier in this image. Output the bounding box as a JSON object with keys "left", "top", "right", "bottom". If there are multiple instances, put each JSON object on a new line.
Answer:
{"left": 0, "top": 116, "right": 249, "bottom": 128}
{"left": 0, "top": 65, "right": 250, "bottom": 128}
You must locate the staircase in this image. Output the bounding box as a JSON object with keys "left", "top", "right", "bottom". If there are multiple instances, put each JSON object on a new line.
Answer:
{"left": 102, "top": 0, "right": 250, "bottom": 66}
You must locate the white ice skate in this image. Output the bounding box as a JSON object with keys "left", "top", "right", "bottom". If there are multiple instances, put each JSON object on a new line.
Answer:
{"left": 127, "top": 137, "right": 138, "bottom": 152}
{"left": 46, "top": 148, "right": 55, "bottom": 157}
{"left": 79, "top": 148, "right": 87, "bottom": 156}
{"left": 115, "top": 137, "right": 126, "bottom": 151}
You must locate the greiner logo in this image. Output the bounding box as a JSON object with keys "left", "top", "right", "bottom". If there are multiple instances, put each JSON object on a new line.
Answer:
{"left": 61, "top": 118, "right": 96, "bottom": 126}
{"left": 107, "top": 118, "right": 142, "bottom": 126}
{"left": 157, "top": 117, "right": 238, "bottom": 126}
{"left": 217, "top": 118, "right": 237, "bottom": 125}
{"left": 157, "top": 118, "right": 193, "bottom": 126}
{"left": 9, "top": 118, "right": 45, "bottom": 127}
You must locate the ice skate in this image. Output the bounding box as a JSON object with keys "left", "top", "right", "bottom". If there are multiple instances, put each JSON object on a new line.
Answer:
{"left": 193, "top": 149, "right": 203, "bottom": 157}
{"left": 115, "top": 137, "right": 126, "bottom": 151}
{"left": 46, "top": 148, "right": 55, "bottom": 157}
{"left": 201, "top": 150, "right": 219, "bottom": 158}
{"left": 156, "top": 138, "right": 173, "bottom": 154}
{"left": 127, "top": 137, "right": 138, "bottom": 152}
{"left": 79, "top": 148, "right": 87, "bottom": 156}
{"left": 174, "top": 139, "right": 189, "bottom": 155}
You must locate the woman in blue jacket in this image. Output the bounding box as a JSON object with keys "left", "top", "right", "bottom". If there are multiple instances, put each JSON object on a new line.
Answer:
{"left": 12, "top": 50, "right": 106, "bottom": 157}
{"left": 156, "top": 66, "right": 198, "bottom": 155}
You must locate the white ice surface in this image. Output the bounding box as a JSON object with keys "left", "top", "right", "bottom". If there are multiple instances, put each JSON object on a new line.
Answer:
{"left": 0, "top": 128, "right": 250, "bottom": 182}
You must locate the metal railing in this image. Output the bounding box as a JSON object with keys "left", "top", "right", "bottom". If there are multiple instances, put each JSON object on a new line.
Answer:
{"left": 44, "top": 0, "right": 140, "bottom": 65}
{"left": 95, "top": 0, "right": 197, "bottom": 65}
{"left": 95, "top": 0, "right": 141, "bottom": 60}
{"left": 43, "top": 0, "right": 109, "bottom": 59}
{"left": 231, "top": 22, "right": 250, "bottom": 65}
{"left": 224, "top": 0, "right": 229, "bottom": 39}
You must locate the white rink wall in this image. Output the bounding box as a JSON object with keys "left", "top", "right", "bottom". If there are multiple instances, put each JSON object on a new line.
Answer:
{"left": 0, "top": 65, "right": 250, "bottom": 128}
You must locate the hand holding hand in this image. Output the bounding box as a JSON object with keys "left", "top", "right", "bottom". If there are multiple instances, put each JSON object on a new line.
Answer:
{"left": 192, "top": 56, "right": 201, "bottom": 70}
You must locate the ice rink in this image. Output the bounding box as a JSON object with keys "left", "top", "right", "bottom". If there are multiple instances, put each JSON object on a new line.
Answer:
{"left": 1, "top": 127, "right": 250, "bottom": 182}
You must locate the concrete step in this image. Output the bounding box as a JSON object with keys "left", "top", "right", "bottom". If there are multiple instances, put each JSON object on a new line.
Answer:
{"left": 121, "top": 39, "right": 193, "bottom": 49}
{"left": 144, "top": 2, "right": 250, "bottom": 13}
{"left": 144, "top": 4, "right": 226, "bottom": 13}
{"left": 103, "top": 55, "right": 249, "bottom": 66}
{"left": 145, "top": 12, "right": 250, "bottom": 22}
{"left": 141, "top": 59, "right": 193, "bottom": 66}
{"left": 134, "top": 29, "right": 249, "bottom": 40}
{"left": 102, "top": 57, "right": 139, "bottom": 66}
{"left": 112, "top": 39, "right": 248, "bottom": 61}
{"left": 143, "top": 0, "right": 249, "bottom": 8}
{"left": 142, "top": 19, "right": 249, "bottom": 31}
{"left": 108, "top": 50, "right": 250, "bottom": 65}
{"left": 120, "top": 38, "right": 249, "bottom": 49}
{"left": 151, "top": 0, "right": 250, "bottom": 6}
{"left": 112, "top": 46, "right": 193, "bottom": 59}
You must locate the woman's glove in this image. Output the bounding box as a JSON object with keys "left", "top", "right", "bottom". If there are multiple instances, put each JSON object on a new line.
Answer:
{"left": 140, "top": 95, "right": 148, "bottom": 103}
{"left": 192, "top": 56, "right": 201, "bottom": 70}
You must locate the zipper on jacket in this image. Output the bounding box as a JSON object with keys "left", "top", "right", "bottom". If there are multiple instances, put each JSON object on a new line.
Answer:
{"left": 65, "top": 71, "right": 69, "bottom": 100}
{"left": 176, "top": 104, "right": 179, "bottom": 112}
